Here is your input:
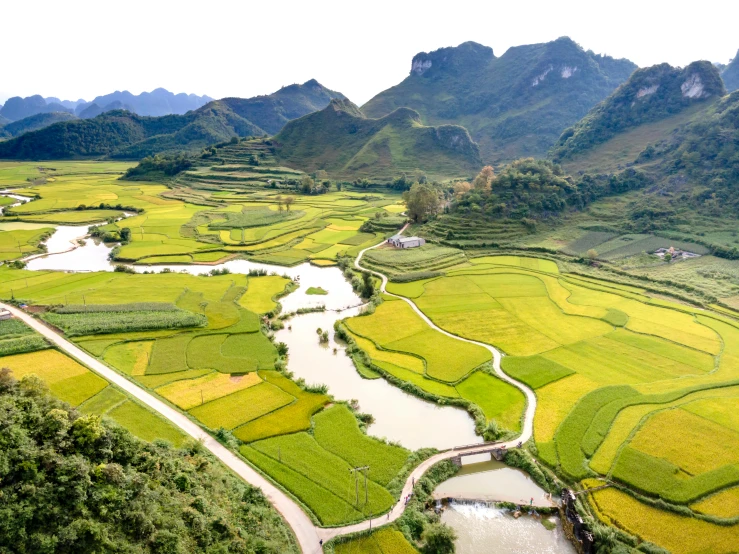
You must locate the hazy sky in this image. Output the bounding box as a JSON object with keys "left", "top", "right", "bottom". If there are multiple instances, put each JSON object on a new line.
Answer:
{"left": 2, "top": 0, "right": 737, "bottom": 106}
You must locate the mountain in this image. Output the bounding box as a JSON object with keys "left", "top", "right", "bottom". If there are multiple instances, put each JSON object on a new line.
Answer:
{"left": 273, "top": 98, "right": 481, "bottom": 180}
{"left": 0, "top": 112, "right": 77, "bottom": 138}
{"left": 45, "top": 97, "right": 85, "bottom": 110}
{"left": 0, "top": 95, "right": 72, "bottom": 122}
{"left": 723, "top": 50, "right": 739, "bottom": 92}
{"left": 218, "top": 79, "right": 345, "bottom": 135}
{"left": 362, "top": 37, "right": 637, "bottom": 162}
{"left": 551, "top": 61, "right": 726, "bottom": 162}
{"left": 0, "top": 81, "right": 343, "bottom": 160}
{"left": 74, "top": 88, "right": 213, "bottom": 117}
{"left": 78, "top": 100, "right": 134, "bottom": 119}
{"left": 0, "top": 115, "right": 10, "bottom": 127}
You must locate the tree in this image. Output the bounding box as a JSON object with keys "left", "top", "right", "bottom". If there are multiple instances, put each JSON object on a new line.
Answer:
{"left": 300, "top": 175, "right": 314, "bottom": 194}
{"left": 403, "top": 183, "right": 441, "bottom": 223}
{"left": 275, "top": 195, "right": 284, "bottom": 212}
{"left": 119, "top": 227, "right": 132, "bottom": 243}
{"left": 587, "top": 249, "right": 598, "bottom": 264}
{"left": 472, "top": 165, "right": 494, "bottom": 191}
{"left": 453, "top": 181, "right": 472, "bottom": 199}
{"left": 664, "top": 251, "right": 672, "bottom": 263}
{"left": 284, "top": 196, "right": 295, "bottom": 211}
{"left": 361, "top": 272, "right": 374, "bottom": 298}
{"left": 336, "top": 182, "right": 343, "bottom": 191}
{"left": 422, "top": 523, "right": 457, "bottom": 554}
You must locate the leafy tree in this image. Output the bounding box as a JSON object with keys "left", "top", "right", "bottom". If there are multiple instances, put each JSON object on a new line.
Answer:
{"left": 472, "top": 165, "right": 494, "bottom": 191}
{"left": 422, "top": 523, "right": 457, "bottom": 554}
{"left": 361, "top": 272, "right": 375, "bottom": 298}
{"left": 664, "top": 251, "right": 672, "bottom": 263}
{"left": 119, "top": 227, "right": 132, "bottom": 243}
{"left": 587, "top": 249, "right": 598, "bottom": 263}
{"left": 403, "top": 183, "right": 441, "bottom": 222}
{"left": 284, "top": 196, "right": 295, "bottom": 211}
{"left": 0, "top": 369, "right": 297, "bottom": 554}
{"left": 300, "top": 175, "right": 314, "bottom": 194}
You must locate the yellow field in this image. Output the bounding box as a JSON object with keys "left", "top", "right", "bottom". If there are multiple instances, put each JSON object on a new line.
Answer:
{"left": 156, "top": 371, "right": 262, "bottom": 409}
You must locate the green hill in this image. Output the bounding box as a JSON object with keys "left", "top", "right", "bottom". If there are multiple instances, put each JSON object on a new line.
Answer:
{"left": 273, "top": 98, "right": 482, "bottom": 180}
{"left": 0, "top": 111, "right": 78, "bottom": 139}
{"left": 722, "top": 50, "right": 739, "bottom": 92}
{"left": 552, "top": 61, "right": 725, "bottom": 161}
{"left": 0, "top": 81, "right": 343, "bottom": 160}
{"left": 362, "top": 37, "right": 636, "bottom": 162}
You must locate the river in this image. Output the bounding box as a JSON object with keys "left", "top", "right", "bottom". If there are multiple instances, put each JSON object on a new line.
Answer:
{"left": 13, "top": 215, "right": 579, "bottom": 551}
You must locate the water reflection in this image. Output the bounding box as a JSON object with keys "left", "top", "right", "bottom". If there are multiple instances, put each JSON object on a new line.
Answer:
{"left": 275, "top": 308, "right": 481, "bottom": 450}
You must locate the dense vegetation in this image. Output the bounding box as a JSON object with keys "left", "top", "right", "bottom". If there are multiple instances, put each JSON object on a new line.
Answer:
{"left": 0, "top": 112, "right": 77, "bottom": 138}
{"left": 552, "top": 61, "right": 725, "bottom": 160}
{"left": 273, "top": 98, "right": 481, "bottom": 180}
{"left": 0, "top": 369, "right": 297, "bottom": 553}
{"left": 0, "top": 81, "right": 342, "bottom": 160}
{"left": 362, "top": 37, "right": 636, "bottom": 161}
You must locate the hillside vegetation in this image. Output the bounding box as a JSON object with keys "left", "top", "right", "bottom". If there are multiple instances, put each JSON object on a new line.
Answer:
{"left": 0, "top": 368, "right": 297, "bottom": 553}
{"left": 273, "top": 98, "right": 481, "bottom": 180}
{"left": 0, "top": 81, "right": 343, "bottom": 160}
{"left": 0, "top": 112, "right": 77, "bottom": 138}
{"left": 362, "top": 37, "right": 636, "bottom": 162}
{"left": 552, "top": 61, "right": 726, "bottom": 160}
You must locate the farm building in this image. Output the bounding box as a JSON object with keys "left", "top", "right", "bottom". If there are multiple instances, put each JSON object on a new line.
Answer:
{"left": 387, "top": 235, "right": 426, "bottom": 249}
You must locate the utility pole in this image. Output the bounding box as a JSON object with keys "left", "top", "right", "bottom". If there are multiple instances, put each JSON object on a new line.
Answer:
{"left": 201, "top": 390, "right": 204, "bottom": 405}
{"left": 349, "top": 466, "right": 370, "bottom": 506}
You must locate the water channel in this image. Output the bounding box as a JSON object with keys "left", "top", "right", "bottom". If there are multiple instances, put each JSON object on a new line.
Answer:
{"left": 11, "top": 211, "right": 577, "bottom": 551}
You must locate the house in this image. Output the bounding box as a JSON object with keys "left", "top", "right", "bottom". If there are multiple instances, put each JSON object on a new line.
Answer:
{"left": 387, "top": 235, "right": 426, "bottom": 249}
{"left": 0, "top": 309, "right": 12, "bottom": 321}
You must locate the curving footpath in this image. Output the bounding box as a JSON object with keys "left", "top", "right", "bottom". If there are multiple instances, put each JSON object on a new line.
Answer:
{"left": 0, "top": 232, "right": 539, "bottom": 551}
{"left": 315, "top": 229, "right": 539, "bottom": 542}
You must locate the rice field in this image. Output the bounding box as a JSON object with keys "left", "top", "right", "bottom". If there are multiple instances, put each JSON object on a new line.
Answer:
{"left": 333, "top": 528, "right": 418, "bottom": 554}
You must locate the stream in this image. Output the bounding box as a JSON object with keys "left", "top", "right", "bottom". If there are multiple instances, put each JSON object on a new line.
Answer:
{"left": 9, "top": 212, "right": 578, "bottom": 550}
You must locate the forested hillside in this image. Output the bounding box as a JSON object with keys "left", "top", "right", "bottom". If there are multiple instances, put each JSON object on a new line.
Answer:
{"left": 0, "top": 112, "right": 77, "bottom": 138}
{"left": 552, "top": 61, "right": 726, "bottom": 160}
{"left": 273, "top": 98, "right": 481, "bottom": 180}
{"left": 0, "top": 81, "right": 343, "bottom": 159}
{"left": 0, "top": 368, "right": 297, "bottom": 553}
{"left": 722, "top": 50, "right": 739, "bottom": 92}
{"left": 362, "top": 37, "right": 636, "bottom": 162}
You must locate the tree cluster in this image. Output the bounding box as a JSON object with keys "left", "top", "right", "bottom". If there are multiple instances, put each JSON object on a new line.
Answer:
{"left": 0, "top": 370, "right": 296, "bottom": 554}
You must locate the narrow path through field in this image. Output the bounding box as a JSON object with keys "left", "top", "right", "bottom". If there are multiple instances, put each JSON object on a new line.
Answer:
{"left": 313, "top": 228, "right": 539, "bottom": 541}
{"left": 0, "top": 302, "right": 324, "bottom": 554}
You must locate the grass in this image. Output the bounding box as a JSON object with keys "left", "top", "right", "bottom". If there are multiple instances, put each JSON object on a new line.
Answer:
{"left": 156, "top": 371, "right": 262, "bottom": 409}
{"left": 147, "top": 333, "right": 193, "bottom": 374}
{"left": 239, "top": 275, "right": 291, "bottom": 314}
{"left": 103, "top": 340, "right": 153, "bottom": 375}
{"left": 79, "top": 386, "right": 126, "bottom": 415}
{"left": 106, "top": 400, "right": 185, "bottom": 446}
{"left": 188, "top": 382, "right": 294, "bottom": 429}
{"left": 345, "top": 299, "right": 490, "bottom": 382}
{"left": 247, "top": 432, "right": 396, "bottom": 518}
{"left": 313, "top": 405, "right": 409, "bottom": 487}
{"left": 0, "top": 349, "right": 107, "bottom": 406}
{"left": 590, "top": 486, "right": 739, "bottom": 554}
{"left": 306, "top": 286, "right": 328, "bottom": 295}
{"left": 501, "top": 355, "right": 575, "bottom": 389}
{"left": 0, "top": 334, "right": 49, "bottom": 356}
{"left": 41, "top": 309, "right": 205, "bottom": 336}
{"left": 233, "top": 371, "right": 329, "bottom": 442}
{"left": 334, "top": 528, "right": 418, "bottom": 554}
{"left": 455, "top": 371, "right": 526, "bottom": 432}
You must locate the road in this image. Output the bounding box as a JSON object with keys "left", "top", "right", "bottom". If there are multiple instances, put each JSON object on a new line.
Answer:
{"left": 0, "top": 302, "right": 324, "bottom": 554}
{"left": 1, "top": 232, "right": 538, "bottom": 550}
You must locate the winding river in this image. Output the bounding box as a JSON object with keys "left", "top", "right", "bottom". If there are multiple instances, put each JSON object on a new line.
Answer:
{"left": 11, "top": 215, "right": 576, "bottom": 552}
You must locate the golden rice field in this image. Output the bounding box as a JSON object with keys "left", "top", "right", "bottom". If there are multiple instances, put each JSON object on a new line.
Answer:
{"left": 387, "top": 255, "right": 739, "bottom": 551}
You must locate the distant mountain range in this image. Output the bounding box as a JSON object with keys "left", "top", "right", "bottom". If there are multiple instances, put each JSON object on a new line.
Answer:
{"left": 273, "top": 98, "right": 481, "bottom": 180}
{"left": 722, "top": 50, "right": 739, "bottom": 92}
{"left": 0, "top": 89, "right": 213, "bottom": 122}
{"left": 0, "top": 81, "right": 343, "bottom": 159}
{"left": 362, "top": 37, "right": 637, "bottom": 162}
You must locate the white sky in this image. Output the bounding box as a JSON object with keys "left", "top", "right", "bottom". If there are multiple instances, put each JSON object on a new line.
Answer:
{"left": 2, "top": 0, "right": 737, "bottom": 106}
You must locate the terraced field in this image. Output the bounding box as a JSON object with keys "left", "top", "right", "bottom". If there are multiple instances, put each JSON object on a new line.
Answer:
{"left": 384, "top": 254, "right": 739, "bottom": 551}
{"left": 0, "top": 161, "right": 403, "bottom": 268}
